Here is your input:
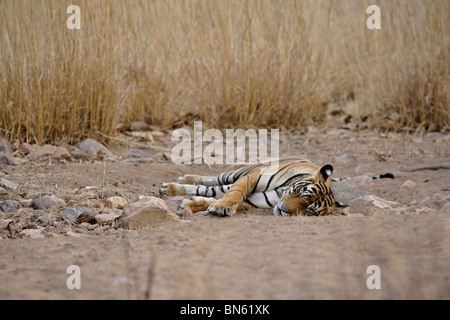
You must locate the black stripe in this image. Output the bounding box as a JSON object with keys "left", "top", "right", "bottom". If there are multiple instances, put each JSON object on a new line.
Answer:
{"left": 262, "top": 163, "right": 292, "bottom": 192}
{"left": 274, "top": 174, "right": 310, "bottom": 190}
{"left": 244, "top": 198, "right": 258, "bottom": 208}
{"left": 210, "top": 187, "right": 216, "bottom": 197}
{"left": 251, "top": 174, "right": 263, "bottom": 194}
{"left": 263, "top": 192, "right": 273, "bottom": 207}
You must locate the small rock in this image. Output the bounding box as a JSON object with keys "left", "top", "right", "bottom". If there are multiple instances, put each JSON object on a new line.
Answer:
{"left": 372, "top": 199, "right": 392, "bottom": 210}
{"left": 0, "top": 219, "right": 14, "bottom": 232}
{"left": 67, "top": 146, "right": 90, "bottom": 160}
{"left": 0, "top": 138, "right": 14, "bottom": 156}
{"left": 121, "top": 196, "right": 179, "bottom": 229}
{"left": 19, "top": 142, "right": 35, "bottom": 155}
{"left": 105, "top": 196, "right": 127, "bottom": 210}
{"left": 387, "top": 208, "right": 401, "bottom": 216}
{"left": 78, "top": 138, "right": 113, "bottom": 158}
{"left": 0, "top": 200, "right": 20, "bottom": 213}
{"left": 97, "top": 190, "right": 115, "bottom": 199}
{"left": 0, "top": 178, "right": 18, "bottom": 192}
{"left": 0, "top": 187, "right": 8, "bottom": 196}
{"left": 349, "top": 195, "right": 399, "bottom": 212}
{"left": 400, "top": 180, "right": 416, "bottom": 189}
{"left": 418, "top": 194, "right": 450, "bottom": 210}
{"left": 95, "top": 213, "right": 120, "bottom": 224}
{"left": 128, "top": 131, "right": 154, "bottom": 142}
{"left": 65, "top": 231, "right": 82, "bottom": 237}
{"left": 116, "top": 122, "right": 129, "bottom": 132}
{"left": 55, "top": 219, "right": 72, "bottom": 230}
{"left": 20, "top": 229, "right": 44, "bottom": 239}
{"left": 129, "top": 121, "right": 152, "bottom": 131}
{"left": 62, "top": 207, "right": 85, "bottom": 222}
{"left": 28, "top": 144, "right": 71, "bottom": 160}
{"left": 18, "top": 199, "right": 33, "bottom": 207}
{"left": 0, "top": 152, "right": 15, "bottom": 165}
{"left": 31, "top": 195, "right": 66, "bottom": 211}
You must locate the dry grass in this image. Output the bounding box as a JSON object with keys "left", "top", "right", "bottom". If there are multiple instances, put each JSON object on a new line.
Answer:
{"left": 0, "top": 0, "right": 448, "bottom": 144}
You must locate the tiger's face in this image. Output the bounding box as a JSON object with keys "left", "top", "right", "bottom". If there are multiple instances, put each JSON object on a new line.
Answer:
{"left": 274, "top": 164, "right": 347, "bottom": 216}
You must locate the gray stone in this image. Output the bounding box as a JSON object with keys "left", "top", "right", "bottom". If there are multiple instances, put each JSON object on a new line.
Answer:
{"left": 0, "top": 138, "right": 13, "bottom": 156}
{"left": 0, "top": 152, "right": 15, "bottom": 165}
{"left": 31, "top": 195, "right": 66, "bottom": 211}
{"left": 95, "top": 213, "right": 120, "bottom": 224}
{"left": 78, "top": 138, "right": 113, "bottom": 158}
{"left": 121, "top": 196, "right": 179, "bottom": 229}
{"left": 0, "top": 219, "right": 14, "bottom": 232}
{"left": 28, "top": 144, "right": 71, "bottom": 160}
{"left": 0, "top": 178, "right": 18, "bottom": 192}
{"left": 332, "top": 181, "right": 368, "bottom": 202}
{"left": 129, "top": 121, "right": 152, "bottom": 131}
{"left": 0, "top": 200, "right": 20, "bottom": 213}
{"left": 105, "top": 196, "right": 127, "bottom": 210}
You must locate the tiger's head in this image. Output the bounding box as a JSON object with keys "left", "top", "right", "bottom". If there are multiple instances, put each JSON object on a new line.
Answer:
{"left": 274, "top": 164, "right": 347, "bottom": 216}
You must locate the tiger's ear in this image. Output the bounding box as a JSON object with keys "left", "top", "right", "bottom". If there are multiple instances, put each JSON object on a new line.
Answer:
{"left": 330, "top": 200, "right": 348, "bottom": 212}
{"left": 335, "top": 201, "right": 348, "bottom": 208}
{"left": 318, "top": 164, "right": 333, "bottom": 181}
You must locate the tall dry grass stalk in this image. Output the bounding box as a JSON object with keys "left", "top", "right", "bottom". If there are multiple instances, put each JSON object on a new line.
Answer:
{"left": 0, "top": 0, "right": 448, "bottom": 144}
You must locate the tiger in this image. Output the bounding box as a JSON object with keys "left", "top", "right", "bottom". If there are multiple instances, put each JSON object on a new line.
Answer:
{"left": 159, "top": 157, "right": 352, "bottom": 217}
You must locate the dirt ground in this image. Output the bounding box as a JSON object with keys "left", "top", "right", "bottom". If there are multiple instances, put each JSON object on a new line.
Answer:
{"left": 0, "top": 126, "right": 449, "bottom": 300}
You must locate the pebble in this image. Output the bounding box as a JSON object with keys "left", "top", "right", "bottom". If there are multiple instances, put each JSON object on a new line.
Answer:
{"left": 0, "top": 137, "right": 13, "bottom": 156}
{"left": 121, "top": 196, "right": 179, "bottom": 229}
{"left": 0, "top": 219, "right": 14, "bottom": 232}
{"left": 28, "top": 145, "right": 71, "bottom": 160}
{"left": 129, "top": 121, "right": 152, "bottom": 131}
{"left": 18, "top": 143, "right": 35, "bottom": 155}
{"left": 95, "top": 213, "right": 120, "bottom": 224}
{"left": 400, "top": 180, "right": 416, "bottom": 189}
{"left": 105, "top": 196, "right": 127, "bottom": 210}
{"left": 0, "top": 187, "right": 8, "bottom": 196}
{"left": 31, "top": 195, "right": 66, "bottom": 211}
{"left": 0, "top": 200, "right": 20, "bottom": 213}
{"left": 78, "top": 138, "right": 113, "bottom": 158}
{"left": 61, "top": 207, "right": 96, "bottom": 223}
{"left": 418, "top": 194, "right": 450, "bottom": 210}
{"left": 65, "top": 231, "right": 82, "bottom": 237}
{"left": 0, "top": 152, "right": 15, "bottom": 165}
{"left": 20, "top": 229, "right": 44, "bottom": 239}
{"left": 0, "top": 178, "right": 18, "bottom": 192}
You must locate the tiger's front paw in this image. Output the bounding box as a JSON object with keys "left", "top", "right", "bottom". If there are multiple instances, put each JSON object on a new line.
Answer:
{"left": 207, "top": 203, "right": 237, "bottom": 217}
